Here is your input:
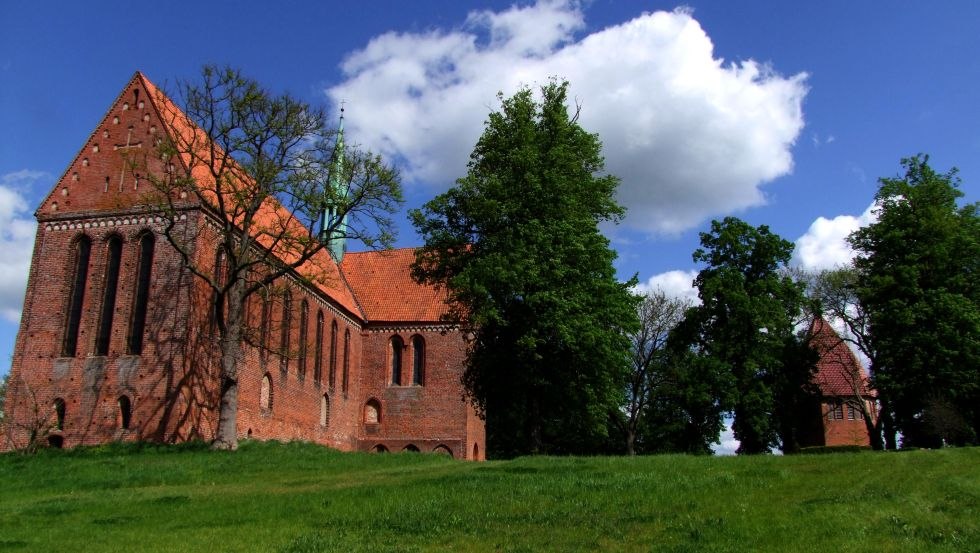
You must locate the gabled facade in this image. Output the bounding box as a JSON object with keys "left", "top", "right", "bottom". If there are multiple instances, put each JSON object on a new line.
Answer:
{"left": 2, "top": 72, "right": 485, "bottom": 459}
{"left": 801, "top": 318, "right": 877, "bottom": 448}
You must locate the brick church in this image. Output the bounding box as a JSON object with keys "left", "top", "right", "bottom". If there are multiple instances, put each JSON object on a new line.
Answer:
{"left": 2, "top": 72, "right": 485, "bottom": 459}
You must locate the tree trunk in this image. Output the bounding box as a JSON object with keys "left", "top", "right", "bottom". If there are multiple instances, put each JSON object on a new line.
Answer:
{"left": 212, "top": 282, "right": 245, "bottom": 450}
{"left": 626, "top": 428, "right": 636, "bottom": 456}
{"left": 526, "top": 394, "right": 543, "bottom": 454}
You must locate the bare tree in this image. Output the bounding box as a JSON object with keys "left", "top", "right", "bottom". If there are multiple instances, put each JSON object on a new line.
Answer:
{"left": 618, "top": 290, "right": 689, "bottom": 455}
{"left": 138, "top": 66, "right": 402, "bottom": 450}
{"left": 1, "top": 376, "right": 58, "bottom": 453}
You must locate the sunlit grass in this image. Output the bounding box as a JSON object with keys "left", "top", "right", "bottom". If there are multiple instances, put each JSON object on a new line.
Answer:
{"left": 0, "top": 441, "right": 976, "bottom": 552}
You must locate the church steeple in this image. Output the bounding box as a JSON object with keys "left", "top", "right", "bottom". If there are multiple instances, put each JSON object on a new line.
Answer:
{"left": 320, "top": 106, "right": 347, "bottom": 261}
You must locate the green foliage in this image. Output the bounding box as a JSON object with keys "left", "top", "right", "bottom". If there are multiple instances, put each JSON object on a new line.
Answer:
{"left": 849, "top": 155, "right": 980, "bottom": 447}
{"left": 411, "top": 81, "right": 638, "bottom": 456}
{"left": 1, "top": 441, "right": 977, "bottom": 552}
{"left": 675, "top": 217, "right": 816, "bottom": 454}
{"left": 616, "top": 291, "right": 725, "bottom": 455}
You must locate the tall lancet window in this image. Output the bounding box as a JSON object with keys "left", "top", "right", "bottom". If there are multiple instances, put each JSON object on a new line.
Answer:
{"left": 390, "top": 336, "right": 404, "bottom": 386}
{"left": 127, "top": 232, "right": 154, "bottom": 354}
{"left": 95, "top": 236, "right": 123, "bottom": 356}
{"left": 63, "top": 236, "right": 92, "bottom": 357}
{"left": 412, "top": 335, "right": 425, "bottom": 386}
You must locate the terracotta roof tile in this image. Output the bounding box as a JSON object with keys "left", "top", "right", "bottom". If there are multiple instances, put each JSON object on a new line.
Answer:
{"left": 809, "top": 317, "right": 873, "bottom": 397}
{"left": 141, "top": 72, "right": 363, "bottom": 317}
{"left": 340, "top": 248, "right": 450, "bottom": 323}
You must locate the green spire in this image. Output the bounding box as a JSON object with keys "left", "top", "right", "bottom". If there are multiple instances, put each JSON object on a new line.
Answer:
{"left": 322, "top": 106, "right": 347, "bottom": 261}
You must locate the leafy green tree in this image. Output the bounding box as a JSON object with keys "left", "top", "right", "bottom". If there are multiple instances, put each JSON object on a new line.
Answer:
{"left": 679, "top": 217, "right": 814, "bottom": 454}
{"left": 849, "top": 155, "right": 979, "bottom": 447}
{"left": 637, "top": 347, "right": 731, "bottom": 455}
{"left": 411, "top": 81, "right": 638, "bottom": 456}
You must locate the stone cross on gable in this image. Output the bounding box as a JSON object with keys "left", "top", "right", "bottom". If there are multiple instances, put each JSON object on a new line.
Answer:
{"left": 114, "top": 126, "right": 142, "bottom": 192}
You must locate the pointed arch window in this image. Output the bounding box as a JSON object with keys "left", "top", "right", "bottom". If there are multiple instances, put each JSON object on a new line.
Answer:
{"left": 342, "top": 328, "right": 350, "bottom": 396}
{"left": 260, "top": 373, "right": 273, "bottom": 411}
{"left": 63, "top": 236, "right": 92, "bottom": 357}
{"left": 390, "top": 335, "right": 404, "bottom": 386}
{"left": 118, "top": 395, "right": 132, "bottom": 430}
{"left": 329, "top": 320, "right": 338, "bottom": 390}
{"left": 412, "top": 335, "right": 425, "bottom": 386}
{"left": 279, "top": 290, "right": 292, "bottom": 375}
{"left": 314, "top": 310, "right": 324, "bottom": 385}
{"left": 320, "top": 394, "right": 330, "bottom": 427}
{"left": 259, "top": 291, "right": 271, "bottom": 360}
{"left": 211, "top": 247, "right": 232, "bottom": 336}
{"left": 53, "top": 398, "right": 67, "bottom": 431}
{"left": 297, "top": 299, "right": 309, "bottom": 381}
{"left": 127, "top": 232, "right": 154, "bottom": 354}
{"left": 95, "top": 235, "right": 123, "bottom": 356}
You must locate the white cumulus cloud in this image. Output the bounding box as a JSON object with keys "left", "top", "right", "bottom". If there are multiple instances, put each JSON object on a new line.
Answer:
{"left": 0, "top": 170, "right": 44, "bottom": 323}
{"left": 792, "top": 202, "right": 877, "bottom": 271}
{"left": 328, "top": 1, "right": 808, "bottom": 234}
{"left": 634, "top": 269, "right": 700, "bottom": 305}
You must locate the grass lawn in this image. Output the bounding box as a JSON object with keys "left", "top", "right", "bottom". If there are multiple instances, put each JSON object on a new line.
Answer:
{"left": 0, "top": 441, "right": 977, "bottom": 552}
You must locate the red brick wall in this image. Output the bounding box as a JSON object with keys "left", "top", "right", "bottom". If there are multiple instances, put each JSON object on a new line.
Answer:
{"left": 356, "top": 327, "right": 482, "bottom": 459}
{"left": 3, "top": 72, "right": 486, "bottom": 458}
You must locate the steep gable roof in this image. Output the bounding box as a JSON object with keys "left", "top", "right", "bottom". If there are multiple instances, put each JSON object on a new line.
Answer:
{"left": 39, "top": 71, "right": 363, "bottom": 318}
{"left": 340, "top": 248, "right": 451, "bottom": 324}
{"left": 37, "top": 72, "right": 170, "bottom": 218}
{"left": 809, "top": 317, "right": 873, "bottom": 397}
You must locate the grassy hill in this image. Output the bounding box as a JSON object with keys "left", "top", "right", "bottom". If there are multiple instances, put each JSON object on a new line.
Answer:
{"left": 0, "top": 441, "right": 976, "bottom": 552}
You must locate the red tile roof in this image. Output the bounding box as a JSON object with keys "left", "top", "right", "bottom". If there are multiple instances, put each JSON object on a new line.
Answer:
{"left": 141, "top": 72, "right": 363, "bottom": 317}
{"left": 341, "top": 248, "right": 451, "bottom": 323}
{"left": 809, "top": 317, "right": 873, "bottom": 397}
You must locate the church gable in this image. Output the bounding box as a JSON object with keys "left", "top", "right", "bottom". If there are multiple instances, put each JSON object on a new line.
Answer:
{"left": 37, "top": 73, "right": 173, "bottom": 219}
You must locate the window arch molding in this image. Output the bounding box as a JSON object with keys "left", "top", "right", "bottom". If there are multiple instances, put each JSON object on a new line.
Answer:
{"left": 95, "top": 233, "right": 125, "bottom": 356}
{"left": 127, "top": 230, "right": 155, "bottom": 354}
{"left": 62, "top": 234, "right": 93, "bottom": 357}
{"left": 260, "top": 373, "right": 274, "bottom": 411}
{"left": 364, "top": 398, "right": 381, "bottom": 425}
{"left": 411, "top": 335, "right": 425, "bottom": 386}
{"left": 390, "top": 335, "right": 404, "bottom": 386}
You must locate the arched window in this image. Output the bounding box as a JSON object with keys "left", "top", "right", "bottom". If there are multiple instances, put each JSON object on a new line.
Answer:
{"left": 473, "top": 442, "right": 480, "bottom": 460}
{"left": 259, "top": 291, "right": 271, "bottom": 360}
{"left": 314, "top": 310, "right": 324, "bottom": 385}
{"left": 433, "top": 445, "right": 453, "bottom": 457}
{"left": 297, "top": 299, "right": 309, "bottom": 381}
{"left": 342, "top": 329, "right": 350, "bottom": 395}
{"left": 211, "top": 248, "right": 228, "bottom": 332}
{"left": 371, "top": 444, "right": 388, "bottom": 453}
{"left": 95, "top": 235, "right": 123, "bottom": 356}
{"left": 53, "top": 398, "right": 67, "bottom": 431}
{"left": 320, "top": 394, "right": 330, "bottom": 427}
{"left": 279, "top": 290, "right": 292, "bottom": 375}
{"left": 127, "top": 232, "right": 154, "bottom": 354}
{"left": 364, "top": 399, "right": 381, "bottom": 424}
{"left": 63, "top": 236, "right": 92, "bottom": 357}
{"left": 329, "top": 320, "right": 338, "bottom": 390}
{"left": 260, "top": 374, "right": 273, "bottom": 411}
{"left": 403, "top": 444, "right": 420, "bottom": 453}
{"left": 412, "top": 335, "right": 425, "bottom": 386}
{"left": 118, "top": 395, "right": 132, "bottom": 430}
{"left": 390, "top": 335, "right": 404, "bottom": 386}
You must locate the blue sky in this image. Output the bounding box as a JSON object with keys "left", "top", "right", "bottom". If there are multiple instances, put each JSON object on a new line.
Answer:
{"left": 2, "top": 0, "right": 978, "bottom": 390}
